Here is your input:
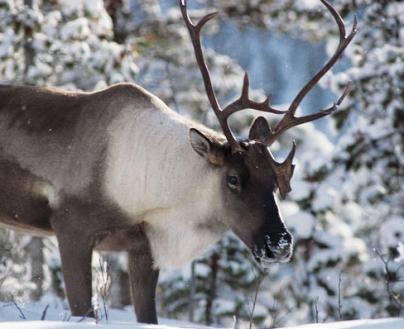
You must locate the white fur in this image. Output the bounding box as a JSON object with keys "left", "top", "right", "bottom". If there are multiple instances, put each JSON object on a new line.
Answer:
{"left": 104, "top": 93, "right": 226, "bottom": 269}
{"left": 29, "top": 180, "right": 60, "bottom": 209}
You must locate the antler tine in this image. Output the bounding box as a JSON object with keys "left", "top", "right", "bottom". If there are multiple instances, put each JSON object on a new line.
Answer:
{"left": 218, "top": 72, "right": 287, "bottom": 150}
{"left": 180, "top": 0, "right": 221, "bottom": 115}
{"left": 266, "top": 0, "right": 357, "bottom": 146}
{"left": 180, "top": 0, "right": 286, "bottom": 153}
{"left": 180, "top": 0, "right": 241, "bottom": 151}
{"left": 221, "top": 72, "right": 288, "bottom": 119}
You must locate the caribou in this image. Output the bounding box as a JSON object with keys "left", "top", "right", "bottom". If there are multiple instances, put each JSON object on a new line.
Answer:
{"left": 0, "top": 0, "right": 356, "bottom": 324}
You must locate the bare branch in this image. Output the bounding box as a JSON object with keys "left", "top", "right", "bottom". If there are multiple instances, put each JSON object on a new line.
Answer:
{"left": 41, "top": 304, "right": 50, "bottom": 321}
{"left": 11, "top": 299, "right": 26, "bottom": 320}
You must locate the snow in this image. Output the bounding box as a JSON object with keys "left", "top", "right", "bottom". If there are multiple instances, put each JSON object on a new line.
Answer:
{"left": 60, "top": 18, "right": 91, "bottom": 40}
{"left": 0, "top": 322, "right": 208, "bottom": 329}
{"left": 296, "top": 0, "right": 319, "bottom": 10}
{"left": 289, "top": 179, "right": 311, "bottom": 201}
{"left": 0, "top": 301, "right": 403, "bottom": 329}
{"left": 312, "top": 184, "right": 340, "bottom": 211}
{"left": 286, "top": 210, "right": 315, "bottom": 239}
{"left": 0, "top": 301, "right": 209, "bottom": 329}
{"left": 58, "top": 0, "right": 85, "bottom": 16}
{"left": 380, "top": 217, "right": 404, "bottom": 250}
{"left": 285, "top": 318, "right": 404, "bottom": 329}
{"left": 396, "top": 243, "right": 404, "bottom": 263}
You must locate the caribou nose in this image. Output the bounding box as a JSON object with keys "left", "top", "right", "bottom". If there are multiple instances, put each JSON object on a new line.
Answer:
{"left": 266, "top": 231, "right": 293, "bottom": 261}
{"left": 272, "top": 243, "right": 292, "bottom": 261}
{"left": 252, "top": 230, "right": 293, "bottom": 266}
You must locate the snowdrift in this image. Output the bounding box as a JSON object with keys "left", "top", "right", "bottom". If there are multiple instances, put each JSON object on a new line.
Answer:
{"left": 0, "top": 301, "right": 403, "bottom": 329}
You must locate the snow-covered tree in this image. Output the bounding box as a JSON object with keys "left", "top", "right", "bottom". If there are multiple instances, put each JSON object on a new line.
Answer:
{"left": 311, "top": 0, "right": 404, "bottom": 318}
{"left": 0, "top": 0, "right": 138, "bottom": 89}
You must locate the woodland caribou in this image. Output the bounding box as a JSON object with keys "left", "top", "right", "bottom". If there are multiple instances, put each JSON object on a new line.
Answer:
{"left": 0, "top": 0, "right": 356, "bottom": 324}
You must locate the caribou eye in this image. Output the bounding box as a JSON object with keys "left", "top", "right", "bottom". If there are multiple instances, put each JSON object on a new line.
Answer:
{"left": 227, "top": 175, "right": 240, "bottom": 190}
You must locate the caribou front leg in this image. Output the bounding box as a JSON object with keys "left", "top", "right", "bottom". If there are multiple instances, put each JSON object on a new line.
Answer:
{"left": 127, "top": 227, "right": 159, "bottom": 324}
{"left": 51, "top": 208, "right": 95, "bottom": 318}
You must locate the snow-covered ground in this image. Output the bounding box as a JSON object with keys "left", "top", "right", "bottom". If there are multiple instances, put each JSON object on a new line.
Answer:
{"left": 284, "top": 319, "right": 404, "bottom": 329}
{"left": 0, "top": 300, "right": 210, "bottom": 329}
{"left": 0, "top": 301, "right": 403, "bottom": 329}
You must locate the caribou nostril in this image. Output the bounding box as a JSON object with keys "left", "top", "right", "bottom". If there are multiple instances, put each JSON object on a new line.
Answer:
{"left": 275, "top": 245, "right": 292, "bottom": 258}
{"left": 253, "top": 231, "right": 294, "bottom": 265}
{"left": 265, "top": 232, "right": 292, "bottom": 248}
{"left": 263, "top": 232, "right": 293, "bottom": 260}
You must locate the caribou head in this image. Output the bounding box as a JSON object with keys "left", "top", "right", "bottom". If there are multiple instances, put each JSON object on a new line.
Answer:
{"left": 181, "top": 0, "right": 357, "bottom": 266}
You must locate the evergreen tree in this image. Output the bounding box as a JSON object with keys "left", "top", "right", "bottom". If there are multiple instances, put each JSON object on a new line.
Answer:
{"left": 308, "top": 0, "right": 404, "bottom": 318}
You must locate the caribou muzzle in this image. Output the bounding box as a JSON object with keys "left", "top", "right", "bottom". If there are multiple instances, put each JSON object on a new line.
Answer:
{"left": 252, "top": 230, "right": 293, "bottom": 266}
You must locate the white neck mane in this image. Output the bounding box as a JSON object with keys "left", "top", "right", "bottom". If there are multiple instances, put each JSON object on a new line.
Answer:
{"left": 103, "top": 95, "right": 227, "bottom": 268}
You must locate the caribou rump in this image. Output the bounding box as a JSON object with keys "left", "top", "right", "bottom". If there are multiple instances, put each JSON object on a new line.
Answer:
{"left": 0, "top": 0, "right": 356, "bottom": 324}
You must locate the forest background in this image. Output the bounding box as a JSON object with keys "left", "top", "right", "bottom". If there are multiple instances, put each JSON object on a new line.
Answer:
{"left": 0, "top": 0, "right": 402, "bottom": 328}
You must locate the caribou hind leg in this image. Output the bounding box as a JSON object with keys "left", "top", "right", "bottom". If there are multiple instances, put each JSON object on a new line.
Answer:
{"left": 127, "top": 227, "right": 159, "bottom": 324}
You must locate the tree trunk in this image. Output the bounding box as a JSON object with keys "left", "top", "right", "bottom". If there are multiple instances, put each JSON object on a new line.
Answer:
{"left": 27, "top": 237, "right": 44, "bottom": 301}
{"left": 205, "top": 253, "right": 219, "bottom": 325}
{"left": 188, "top": 261, "right": 196, "bottom": 322}
{"left": 23, "top": 0, "right": 34, "bottom": 84}
{"left": 108, "top": 255, "right": 131, "bottom": 308}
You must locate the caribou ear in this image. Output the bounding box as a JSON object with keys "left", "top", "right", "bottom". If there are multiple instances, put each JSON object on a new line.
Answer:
{"left": 189, "top": 128, "right": 225, "bottom": 166}
{"left": 249, "top": 116, "right": 272, "bottom": 142}
{"left": 272, "top": 141, "right": 296, "bottom": 199}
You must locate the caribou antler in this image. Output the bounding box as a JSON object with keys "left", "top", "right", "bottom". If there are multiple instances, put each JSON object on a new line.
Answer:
{"left": 180, "top": 0, "right": 357, "bottom": 152}
{"left": 263, "top": 0, "right": 357, "bottom": 146}
{"left": 180, "top": 0, "right": 286, "bottom": 153}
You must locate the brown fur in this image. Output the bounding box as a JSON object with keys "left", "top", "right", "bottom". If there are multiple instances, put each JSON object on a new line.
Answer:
{"left": 0, "top": 82, "right": 293, "bottom": 324}
{"left": 0, "top": 83, "right": 160, "bottom": 322}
